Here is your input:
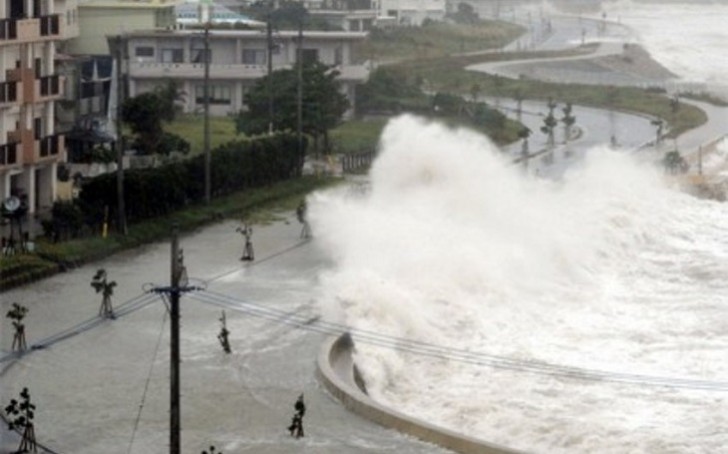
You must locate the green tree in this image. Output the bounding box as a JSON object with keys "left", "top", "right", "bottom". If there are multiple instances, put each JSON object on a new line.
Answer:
{"left": 561, "top": 102, "right": 576, "bottom": 142}
{"left": 91, "top": 269, "right": 117, "bottom": 318}
{"left": 154, "top": 79, "right": 186, "bottom": 122}
{"left": 541, "top": 98, "right": 558, "bottom": 147}
{"left": 518, "top": 126, "right": 531, "bottom": 168}
{"left": 448, "top": 2, "right": 479, "bottom": 24}
{"left": 663, "top": 150, "right": 688, "bottom": 175}
{"left": 470, "top": 83, "right": 481, "bottom": 103}
{"left": 651, "top": 118, "right": 664, "bottom": 146}
{"left": 235, "top": 62, "right": 349, "bottom": 152}
{"left": 122, "top": 81, "right": 189, "bottom": 156}
{"left": 269, "top": 1, "right": 307, "bottom": 28}
{"left": 356, "top": 66, "right": 428, "bottom": 113}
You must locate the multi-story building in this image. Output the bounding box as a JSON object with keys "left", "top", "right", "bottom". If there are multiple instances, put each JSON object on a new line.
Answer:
{"left": 60, "top": 1, "right": 180, "bottom": 166}
{"left": 119, "top": 28, "right": 369, "bottom": 117}
{"left": 66, "top": 0, "right": 179, "bottom": 55}
{"left": 1, "top": 0, "right": 79, "bottom": 214}
{"left": 378, "top": 0, "right": 445, "bottom": 26}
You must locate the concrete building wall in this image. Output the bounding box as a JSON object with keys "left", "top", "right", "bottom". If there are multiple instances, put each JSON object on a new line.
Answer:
{"left": 122, "top": 30, "right": 369, "bottom": 117}
{"left": 379, "top": 0, "right": 446, "bottom": 25}
{"left": 67, "top": 1, "right": 178, "bottom": 55}
{"left": 0, "top": 0, "right": 73, "bottom": 214}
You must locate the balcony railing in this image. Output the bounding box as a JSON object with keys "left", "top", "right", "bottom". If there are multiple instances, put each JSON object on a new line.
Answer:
{"left": 40, "top": 15, "right": 60, "bottom": 37}
{"left": 0, "top": 143, "right": 19, "bottom": 167}
{"left": 0, "top": 81, "right": 18, "bottom": 104}
{"left": 0, "top": 18, "right": 18, "bottom": 42}
{"left": 0, "top": 14, "right": 62, "bottom": 43}
{"left": 39, "top": 74, "right": 60, "bottom": 97}
{"left": 39, "top": 134, "right": 62, "bottom": 158}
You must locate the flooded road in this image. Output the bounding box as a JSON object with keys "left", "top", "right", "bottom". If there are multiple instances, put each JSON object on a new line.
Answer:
{"left": 1, "top": 216, "right": 450, "bottom": 454}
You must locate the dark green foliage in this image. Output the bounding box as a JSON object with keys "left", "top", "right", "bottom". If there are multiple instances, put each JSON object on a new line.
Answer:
{"left": 663, "top": 150, "right": 689, "bottom": 175}
{"left": 235, "top": 62, "right": 349, "bottom": 148}
{"left": 122, "top": 92, "right": 164, "bottom": 155}
{"left": 518, "top": 127, "right": 531, "bottom": 140}
{"left": 79, "top": 133, "right": 305, "bottom": 226}
{"left": 447, "top": 2, "right": 479, "bottom": 25}
{"left": 129, "top": 132, "right": 190, "bottom": 157}
{"left": 42, "top": 200, "right": 86, "bottom": 242}
{"left": 5, "top": 388, "right": 35, "bottom": 431}
{"left": 269, "top": 0, "right": 307, "bottom": 28}
{"left": 6, "top": 303, "right": 27, "bottom": 323}
{"left": 122, "top": 80, "right": 186, "bottom": 156}
{"left": 355, "top": 66, "right": 429, "bottom": 113}
{"left": 432, "top": 92, "right": 464, "bottom": 115}
{"left": 473, "top": 103, "right": 506, "bottom": 130}
{"left": 91, "top": 269, "right": 116, "bottom": 297}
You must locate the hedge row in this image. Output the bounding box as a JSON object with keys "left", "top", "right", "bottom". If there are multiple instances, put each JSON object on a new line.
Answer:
{"left": 79, "top": 133, "right": 306, "bottom": 227}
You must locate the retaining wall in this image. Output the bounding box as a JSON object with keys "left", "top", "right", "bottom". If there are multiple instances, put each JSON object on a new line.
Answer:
{"left": 316, "top": 333, "right": 525, "bottom": 454}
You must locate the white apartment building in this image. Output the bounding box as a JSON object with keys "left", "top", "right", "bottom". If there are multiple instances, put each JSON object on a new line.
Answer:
{"left": 119, "top": 28, "right": 369, "bottom": 117}
{"left": 379, "top": 0, "right": 445, "bottom": 26}
{"left": 1, "top": 0, "right": 79, "bottom": 213}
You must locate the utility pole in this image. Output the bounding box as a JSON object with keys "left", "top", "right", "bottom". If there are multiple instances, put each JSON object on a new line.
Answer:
{"left": 149, "top": 226, "right": 199, "bottom": 454}
{"left": 114, "top": 34, "right": 127, "bottom": 235}
{"left": 203, "top": 22, "right": 211, "bottom": 204}
{"left": 266, "top": 17, "right": 274, "bottom": 134}
{"left": 169, "top": 227, "right": 182, "bottom": 454}
{"left": 296, "top": 19, "right": 303, "bottom": 172}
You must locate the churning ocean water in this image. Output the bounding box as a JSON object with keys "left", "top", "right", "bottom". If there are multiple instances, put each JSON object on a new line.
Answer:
{"left": 310, "top": 3, "right": 728, "bottom": 452}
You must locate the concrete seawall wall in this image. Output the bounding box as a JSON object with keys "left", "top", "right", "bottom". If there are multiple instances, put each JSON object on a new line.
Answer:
{"left": 316, "top": 333, "right": 525, "bottom": 454}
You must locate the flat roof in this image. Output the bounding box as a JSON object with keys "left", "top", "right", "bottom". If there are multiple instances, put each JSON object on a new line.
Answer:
{"left": 79, "top": 0, "right": 182, "bottom": 9}
{"left": 120, "top": 29, "right": 368, "bottom": 39}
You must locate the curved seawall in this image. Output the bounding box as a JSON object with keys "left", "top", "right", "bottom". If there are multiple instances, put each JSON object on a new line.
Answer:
{"left": 316, "top": 333, "right": 524, "bottom": 454}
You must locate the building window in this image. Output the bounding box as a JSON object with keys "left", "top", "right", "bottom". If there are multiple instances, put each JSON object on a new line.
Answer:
{"left": 195, "top": 84, "right": 231, "bottom": 105}
{"left": 135, "top": 47, "right": 154, "bottom": 57}
{"left": 242, "top": 49, "right": 266, "bottom": 65}
{"left": 34, "top": 118, "right": 42, "bottom": 140}
{"left": 161, "top": 48, "right": 184, "bottom": 63}
{"left": 191, "top": 48, "right": 211, "bottom": 64}
{"left": 299, "top": 49, "right": 318, "bottom": 65}
{"left": 334, "top": 47, "right": 343, "bottom": 65}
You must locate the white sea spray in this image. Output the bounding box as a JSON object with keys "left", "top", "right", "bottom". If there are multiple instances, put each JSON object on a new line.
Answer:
{"left": 311, "top": 114, "right": 728, "bottom": 453}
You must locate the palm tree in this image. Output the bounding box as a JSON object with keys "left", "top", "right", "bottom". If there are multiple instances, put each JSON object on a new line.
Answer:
{"left": 91, "top": 269, "right": 117, "bottom": 318}
{"left": 561, "top": 102, "right": 576, "bottom": 143}
{"left": 651, "top": 119, "right": 664, "bottom": 147}
{"left": 541, "top": 108, "right": 558, "bottom": 148}
{"left": 6, "top": 303, "right": 28, "bottom": 351}
{"left": 5, "top": 387, "right": 37, "bottom": 453}
{"left": 663, "top": 150, "right": 689, "bottom": 175}
{"left": 514, "top": 89, "right": 524, "bottom": 121}
{"left": 470, "top": 83, "right": 481, "bottom": 104}
{"left": 518, "top": 127, "right": 531, "bottom": 169}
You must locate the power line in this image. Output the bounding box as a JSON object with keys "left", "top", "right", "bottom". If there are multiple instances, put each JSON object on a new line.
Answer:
{"left": 189, "top": 290, "right": 728, "bottom": 393}
{"left": 127, "top": 308, "right": 168, "bottom": 454}
{"left": 0, "top": 292, "right": 159, "bottom": 365}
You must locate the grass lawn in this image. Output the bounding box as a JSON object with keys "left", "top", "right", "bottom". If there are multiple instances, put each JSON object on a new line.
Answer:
{"left": 356, "top": 20, "right": 526, "bottom": 62}
{"left": 164, "top": 114, "right": 244, "bottom": 155}
{"left": 391, "top": 53, "right": 707, "bottom": 138}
